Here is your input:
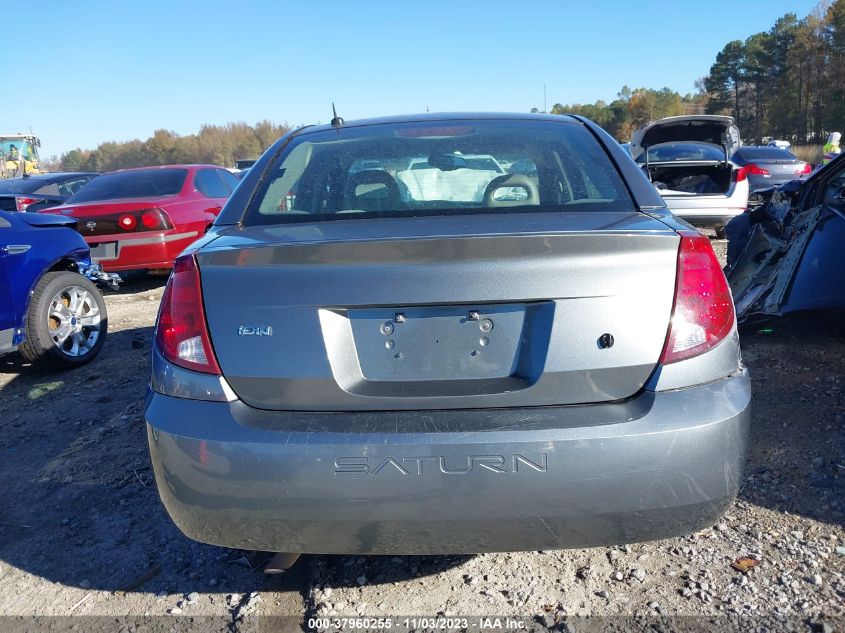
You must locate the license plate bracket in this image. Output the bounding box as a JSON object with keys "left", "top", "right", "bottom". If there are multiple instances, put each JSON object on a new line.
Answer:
{"left": 89, "top": 242, "right": 118, "bottom": 261}
{"left": 348, "top": 304, "right": 528, "bottom": 382}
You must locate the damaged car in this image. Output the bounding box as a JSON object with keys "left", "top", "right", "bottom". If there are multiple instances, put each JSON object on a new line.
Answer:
{"left": 726, "top": 153, "right": 845, "bottom": 321}
{"left": 145, "top": 113, "right": 750, "bottom": 556}
{"left": 0, "top": 209, "right": 116, "bottom": 367}
{"left": 632, "top": 115, "right": 749, "bottom": 233}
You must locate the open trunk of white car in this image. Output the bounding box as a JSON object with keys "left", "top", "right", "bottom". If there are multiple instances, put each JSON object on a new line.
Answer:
{"left": 647, "top": 162, "right": 735, "bottom": 197}
{"left": 632, "top": 116, "right": 741, "bottom": 201}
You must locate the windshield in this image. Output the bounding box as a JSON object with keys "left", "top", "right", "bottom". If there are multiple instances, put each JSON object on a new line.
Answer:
{"left": 637, "top": 142, "right": 725, "bottom": 163}
{"left": 0, "top": 139, "right": 34, "bottom": 160}
{"left": 67, "top": 168, "right": 187, "bottom": 203}
{"left": 245, "top": 119, "right": 634, "bottom": 225}
{"left": 733, "top": 147, "right": 797, "bottom": 162}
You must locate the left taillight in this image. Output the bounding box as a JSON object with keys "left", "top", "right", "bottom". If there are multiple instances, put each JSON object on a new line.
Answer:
{"left": 155, "top": 252, "right": 221, "bottom": 375}
{"left": 16, "top": 196, "right": 43, "bottom": 211}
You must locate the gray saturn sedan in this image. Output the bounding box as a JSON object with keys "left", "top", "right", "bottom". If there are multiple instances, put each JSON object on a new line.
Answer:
{"left": 146, "top": 113, "right": 750, "bottom": 555}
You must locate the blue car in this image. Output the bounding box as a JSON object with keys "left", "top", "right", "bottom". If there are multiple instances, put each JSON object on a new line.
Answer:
{"left": 0, "top": 210, "right": 110, "bottom": 367}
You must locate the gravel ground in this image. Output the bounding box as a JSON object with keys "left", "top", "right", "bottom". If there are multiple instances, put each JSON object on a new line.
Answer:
{"left": 0, "top": 239, "right": 843, "bottom": 632}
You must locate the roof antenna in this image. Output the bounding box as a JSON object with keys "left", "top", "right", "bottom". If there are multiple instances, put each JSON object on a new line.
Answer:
{"left": 330, "top": 102, "right": 344, "bottom": 129}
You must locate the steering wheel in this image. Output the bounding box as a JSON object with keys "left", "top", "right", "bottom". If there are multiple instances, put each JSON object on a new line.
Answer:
{"left": 482, "top": 174, "right": 540, "bottom": 207}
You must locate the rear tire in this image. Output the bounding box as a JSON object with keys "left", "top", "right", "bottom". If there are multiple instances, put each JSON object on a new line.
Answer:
{"left": 714, "top": 225, "right": 727, "bottom": 239}
{"left": 19, "top": 272, "right": 108, "bottom": 368}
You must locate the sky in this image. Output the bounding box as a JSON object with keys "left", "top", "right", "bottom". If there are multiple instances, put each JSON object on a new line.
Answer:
{"left": 3, "top": 0, "right": 820, "bottom": 158}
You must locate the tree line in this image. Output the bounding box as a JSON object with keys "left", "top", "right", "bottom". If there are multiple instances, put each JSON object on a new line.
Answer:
{"left": 539, "top": 86, "right": 708, "bottom": 143}
{"left": 544, "top": 1, "right": 844, "bottom": 145}
{"left": 56, "top": 1, "right": 842, "bottom": 170}
{"left": 59, "top": 121, "right": 290, "bottom": 172}
{"left": 706, "top": 0, "right": 843, "bottom": 144}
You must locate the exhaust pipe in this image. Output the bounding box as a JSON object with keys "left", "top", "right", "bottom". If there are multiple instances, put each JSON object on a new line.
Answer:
{"left": 263, "top": 552, "right": 301, "bottom": 574}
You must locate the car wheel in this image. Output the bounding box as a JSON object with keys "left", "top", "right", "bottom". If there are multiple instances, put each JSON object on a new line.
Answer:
{"left": 19, "top": 272, "right": 108, "bottom": 368}
{"left": 714, "top": 225, "right": 727, "bottom": 239}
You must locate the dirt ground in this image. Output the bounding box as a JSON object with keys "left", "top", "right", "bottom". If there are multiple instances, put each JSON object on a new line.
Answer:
{"left": 0, "top": 239, "right": 843, "bottom": 631}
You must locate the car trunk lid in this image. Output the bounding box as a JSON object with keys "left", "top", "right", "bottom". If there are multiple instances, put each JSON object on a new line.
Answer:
{"left": 198, "top": 212, "right": 680, "bottom": 411}
{"left": 756, "top": 160, "right": 805, "bottom": 179}
{"left": 631, "top": 115, "right": 741, "bottom": 161}
{"left": 44, "top": 199, "right": 175, "bottom": 238}
{"left": 47, "top": 197, "right": 176, "bottom": 217}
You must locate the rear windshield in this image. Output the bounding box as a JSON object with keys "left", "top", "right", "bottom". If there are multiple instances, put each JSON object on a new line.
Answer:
{"left": 244, "top": 119, "right": 634, "bottom": 225}
{"left": 733, "top": 147, "right": 797, "bottom": 161}
{"left": 638, "top": 142, "right": 725, "bottom": 163}
{"left": 67, "top": 168, "right": 187, "bottom": 203}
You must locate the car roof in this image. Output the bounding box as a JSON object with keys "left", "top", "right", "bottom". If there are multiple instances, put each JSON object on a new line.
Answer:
{"left": 298, "top": 112, "right": 578, "bottom": 135}
{"left": 736, "top": 145, "right": 793, "bottom": 151}
{"left": 106, "top": 164, "right": 221, "bottom": 175}
{"left": 8, "top": 171, "right": 98, "bottom": 181}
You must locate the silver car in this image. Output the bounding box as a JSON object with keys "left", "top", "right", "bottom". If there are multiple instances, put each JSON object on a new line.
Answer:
{"left": 631, "top": 115, "right": 750, "bottom": 230}
{"left": 146, "top": 113, "right": 750, "bottom": 555}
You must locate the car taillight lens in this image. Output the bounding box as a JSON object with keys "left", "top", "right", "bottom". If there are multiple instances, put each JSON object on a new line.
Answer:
{"left": 735, "top": 167, "right": 747, "bottom": 182}
{"left": 659, "top": 231, "right": 735, "bottom": 364}
{"left": 118, "top": 214, "right": 137, "bottom": 230}
{"left": 155, "top": 253, "right": 221, "bottom": 375}
{"left": 746, "top": 163, "right": 770, "bottom": 176}
{"left": 141, "top": 208, "right": 170, "bottom": 229}
{"left": 16, "top": 196, "right": 42, "bottom": 211}
{"left": 796, "top": 163, "right": 812, "bottom": 175}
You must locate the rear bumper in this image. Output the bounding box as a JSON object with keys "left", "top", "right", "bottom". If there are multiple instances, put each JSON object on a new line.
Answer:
{"left": 662, "top": 186, "right": 749, "bottom": 226}
{"left": 87, "top": 229, "right": 199, "bottom": 271}
{"left": 145, "top": 369, "right": 750, "bottom": 554}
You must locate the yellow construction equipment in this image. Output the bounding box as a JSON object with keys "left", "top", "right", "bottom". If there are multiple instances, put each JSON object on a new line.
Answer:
{"left": 1, "top": 134, "right": 42, "bottom": 178}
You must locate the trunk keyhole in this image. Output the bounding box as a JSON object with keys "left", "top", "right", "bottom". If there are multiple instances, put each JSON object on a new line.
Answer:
{"left": 598, "top": 333, "right": 615, "bottom": 349}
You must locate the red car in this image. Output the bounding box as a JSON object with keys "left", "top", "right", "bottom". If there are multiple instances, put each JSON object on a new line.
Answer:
{"left": 41, "top": 165, "right": 239, "bottom": 272}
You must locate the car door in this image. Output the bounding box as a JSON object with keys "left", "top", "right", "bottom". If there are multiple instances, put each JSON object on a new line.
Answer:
{"left": 0, "top": 212, "right": 19, "bottom": 350}
{"left": 780, "top": 161, "right": 845, "bottom": 313}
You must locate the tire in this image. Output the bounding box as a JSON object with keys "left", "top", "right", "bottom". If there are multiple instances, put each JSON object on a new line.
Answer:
{"left": 19, "top": 271, "right": 108, "bottom": 368}
{"left": 714, "top": 225, "right": 727, "bottom": 239}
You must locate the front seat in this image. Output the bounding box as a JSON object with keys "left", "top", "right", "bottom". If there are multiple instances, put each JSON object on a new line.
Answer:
{"left": 343, "top": 170, "right": 401, "bottom": 211}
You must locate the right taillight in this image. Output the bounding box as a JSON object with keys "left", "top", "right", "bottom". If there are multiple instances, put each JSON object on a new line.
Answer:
{"left": 155, "top": 253, "right": 221, "bottom": 375}
{"left": 796, "top": 162, "right": 812, "bottom": 175}
{"left": 659, "top": 231, "right": 735, "bottom": 364}
{"left": 735, "top": 166, "right": 748, "bottom": 182}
